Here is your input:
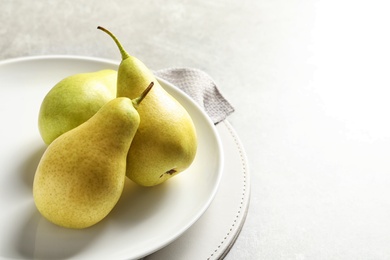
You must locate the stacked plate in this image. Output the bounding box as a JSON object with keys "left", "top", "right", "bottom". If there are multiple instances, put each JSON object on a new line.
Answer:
{"left": 0, "top": 56, "right": 249, "bottom": 260}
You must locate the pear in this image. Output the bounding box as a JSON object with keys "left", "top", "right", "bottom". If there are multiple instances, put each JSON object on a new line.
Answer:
{"left": 33, "top": 83, "right": 153, "bottom": 229}
{"left": 38, "top": 69, "right": 117, "bottom": 145}
{"left": 98, "top": 26, "right": 197, "bottom": 187}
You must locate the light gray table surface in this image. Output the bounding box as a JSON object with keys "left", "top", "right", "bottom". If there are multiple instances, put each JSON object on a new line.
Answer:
{"left": 3, "top": 0, "right": 390, "bottom": 259}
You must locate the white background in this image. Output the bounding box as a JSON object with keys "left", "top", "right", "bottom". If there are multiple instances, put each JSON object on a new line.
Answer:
{"left": 2, "top": 0, "right": 390, "bottom": 259}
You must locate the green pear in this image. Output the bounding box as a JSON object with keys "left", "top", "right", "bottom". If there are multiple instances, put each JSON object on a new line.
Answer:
{"left": 33, "top": 84, "right": 152, "bottom": 229}
{"left": 98, "top": 26, "right": 197, "bottom": 187}
{"left": 38, "top": 69, "right": 117, "bottom": 145}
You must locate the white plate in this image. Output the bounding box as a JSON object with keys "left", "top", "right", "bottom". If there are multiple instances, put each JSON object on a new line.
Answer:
{"left": 0, "top": 56, "right": 223, "bottom": 260}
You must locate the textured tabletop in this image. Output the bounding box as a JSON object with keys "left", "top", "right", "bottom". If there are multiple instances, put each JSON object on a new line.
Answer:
{"left": 2, "top": 0, "right": 390, "bottom": 259}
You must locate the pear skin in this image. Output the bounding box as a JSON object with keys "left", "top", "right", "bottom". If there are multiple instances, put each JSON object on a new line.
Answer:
{"left": 98, "top": 26, "right": 197, "bottom": 187}
{"left": 38, "top": 69, "right": 117, "bottom": 145}
{"left": 33, "top": 97, "right": 141, "bottom": 229}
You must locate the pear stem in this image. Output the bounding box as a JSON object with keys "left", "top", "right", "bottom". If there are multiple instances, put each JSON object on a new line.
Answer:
{"left": 132, "top": 82, "right": 154, "bottom": 107}
{"left": 97, "top": 26, "right": 130, "bottom": 60}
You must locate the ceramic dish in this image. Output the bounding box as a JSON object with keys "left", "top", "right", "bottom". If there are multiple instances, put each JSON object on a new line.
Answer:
{"left": 0, "top": 56, "right": 223, "bottom": 260}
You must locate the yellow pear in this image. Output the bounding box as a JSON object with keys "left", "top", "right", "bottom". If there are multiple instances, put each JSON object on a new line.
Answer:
{"left": 98, "top": 26, "right": 197, "bottom": 187}
{"left": 38, "top": 69, "right": 117, "bottom": 145}
{"left": 33, "top": 84, "right": 152, "bottom": 229}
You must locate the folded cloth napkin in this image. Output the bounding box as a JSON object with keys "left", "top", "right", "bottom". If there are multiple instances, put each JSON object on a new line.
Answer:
{"left": 154, "top": 68, "right": 235, "bottom": 124}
